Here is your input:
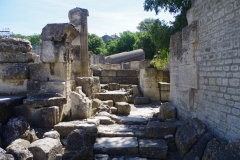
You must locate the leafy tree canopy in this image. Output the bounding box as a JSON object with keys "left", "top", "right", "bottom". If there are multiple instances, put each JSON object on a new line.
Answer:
{"left": 137, "top": 18, "right": 155, "bottom": 32}
{"left": 88, "top": 33, "right": 106, "bottom": 55}
{"left": 12, "top": 33, "right": 41, "bottom": 46}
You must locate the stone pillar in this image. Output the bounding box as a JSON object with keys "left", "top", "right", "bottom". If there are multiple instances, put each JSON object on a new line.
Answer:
{"left": 69, "top": 8, "right": 90, "bottom": 77}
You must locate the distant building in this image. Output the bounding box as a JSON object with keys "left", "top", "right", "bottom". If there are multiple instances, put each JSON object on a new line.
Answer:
{"left": 102, "top": 34, "right": 119, "bottom": 44}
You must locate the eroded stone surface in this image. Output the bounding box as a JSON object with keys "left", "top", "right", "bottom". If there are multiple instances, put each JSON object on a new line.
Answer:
{"left": 0, "top": 37, "right": 32, "bottom": 52}
{"left": 28, "top": 138, "right": 62, "bottom": 160}
{"left": 94, "top": 137, "right": 138, "bottom": 156}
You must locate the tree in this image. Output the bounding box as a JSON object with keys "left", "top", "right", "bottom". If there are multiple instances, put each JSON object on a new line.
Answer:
{"left": 137, "top": 18, "right": 155, "bottom": 32}
{"left": 106, "top": 31, "right": 137, "bottom": 56}
{"left": 143, "top": 0, "right": 191, "bottom": 31}
{"left": 12, "top": 34, "right": 41, "bottom": 46}
{"left": 88, "top": 33, "right": 106, "bottom": 55}
{"left": 133, "top": 32, "right": 157, "bottom": 59}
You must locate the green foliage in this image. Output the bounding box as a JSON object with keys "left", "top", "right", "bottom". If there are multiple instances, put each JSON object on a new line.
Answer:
{"left": 106, "top": 31, "right": 137, "bottom": 56}
{"left": 143, "top": 0, "right": 191, "bottom": 68}
{"left": 12, "top": 33, "right": 41, "bottom": 46}
{"left": 137, "top": 18, "right": 155, "bottom": 32}
{"left": 133, "top": 32, "right": 157, "bottom": 59}
{"left": 88, "top": 33, "right": 106, "bottom": 55}
{"left": 150, "top": 49, "right": 170, "bottom": 69}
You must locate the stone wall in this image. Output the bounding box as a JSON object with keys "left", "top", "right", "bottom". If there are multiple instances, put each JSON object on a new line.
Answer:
{"left": 170, "top": 0, "right": 240, "bottom": 140}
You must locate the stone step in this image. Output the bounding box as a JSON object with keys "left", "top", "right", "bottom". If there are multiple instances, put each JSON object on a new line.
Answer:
{"left": 93, "top": 91, "right": 127, "bottom": 104}
{"left": 93, "top": 137, "right": 138, "bottom": 156}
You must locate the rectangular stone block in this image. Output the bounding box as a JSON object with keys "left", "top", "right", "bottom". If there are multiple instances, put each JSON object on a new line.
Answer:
{"left": 100, "top": 76, "right": 110, "bottom": 84}
{"left": 101, "top": 70, "right": 116, "bottom": 77}
{"left": 29, "top": 62, "right": 67, "bottom": 81}
{"left": 41, "top": 106, "right": 59, "bottom": 128}
{"left": 160, "top": 90, "right": 170, "bottom": 102}
{"left": 75, "top": 77, "right": 100, "bottom": 98}
{"left": 41, "top": 41, "right": 66, "bottom": 62}
{"left": 179, "top": 63, "right": 198, "bottom": 89}
{"left": 0, "top": 63, "right": 29, "bottom": 79}
{"left": 0, "top": 52, "right": 35, "bottom": 63}
{"left": 0, "top": 96, "right": 25, "bottom": 124}
{"left": 159, "top": 82, "right": 170, "bottom": 91}
{"left": 116, "top": 70, "right": 138, "bottom": 77}
{"left": 27, "top": 80, "right": 65, "bottom": 97}
{"left": 177, "top": 87, "right": 193, "bottom": 111}
{"left": 110, "top": 64, "right": 121, "bottom": 70}
{"left": 0, "top": 79, "right": 27, "bottom": 95}
{"left": 142, "top": 88, "right": 160, "bottom": 102}
{"left": 130, "top": 61, "right": 140, "bottom": 69}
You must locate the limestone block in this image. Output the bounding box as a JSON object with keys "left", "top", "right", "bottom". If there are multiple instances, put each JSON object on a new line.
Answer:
{"left": 43, "top": 131, "right": 60, "bottom": 140}
{"left": 170, "top": 31, "right": 182, "bottom": 62}
{"left": 0, "top": 63, "right": 29, "bottom": 79}
{"left": 0, "top": 79, "right": 27, "bottom": 95}
{"left": 75, "top": 77, "right": 100, "bottom": 98}
{"left": 93, "top": 137, "right": 138, "bottom": 156}
{"left": 68, "top": 7, "right": 89, "bottom": 31}
{"left": 70, "top": 92, "right": 92, "bottom": 119}
{"left": 111, "top": 77, "right": 139, "bottom": 84}
{"left": 63, "top": 129, "right": 93, "bottom": 160}
{"left": 176, "top": 86, "right": 193, "bottom": 111}
{"left": 102, "top": 100, "right": 113, "bottom": 107}
{"left": 28, "top": 138, "right": 62, "bottom": 160}
{"left": 93, "top": 91, "right": 127, "bottom": 104}
{"left": 41, "top": 23, "right": 79, "bottom": 42}
{"left": 27, "top": 80, "right": 65, "bottom": 97}
{"left": 159, "top": 103, "right": 176, "bottom": 120}
{"left": 108, "top": 83, "right": 120, "bottom": 91}
{"left": 40, "top": 41, "right": 66, "bottom": 62}
{"left": 146, "top": 121, "right": 177, "bottom": 139}
{"left": 134, "top": 97, "right": 150, "bottom": 105}
{"left": 41, "top": 106, "right": 60, "bottom": 128}
{"left": 93, "top": 70, "right": 101, "bottom": 76}
{"left": 0, "top": 37, "right": 32, "bottom": 52}
{"left": 0, "top": 96, "right": 25, "bottom": 124}
{"left": 139, "top": 139, "right": 168, "bottom": 159}
{"left": 6, "top": 139, "right": 30, "bottom": 151}
{"left": 175, "top": 118, "right": 206, "bottom": 158}
{"left": 111, "top": 64, "right": 121, "bottom": 70}
{"left": 130, "top": 61, "right": 140, "bottom": 70}
{"left": 6, "top": 144, "right": 33, "bottom": 160}
{"left": 110, "top": 107, "right": 117, "bottom": 114}
{"left": 184, "top": 132, "right": 214, "bottom": 160}
{"left": 29, "top": 63, "right": 67, "bottom": 82}
{"left": 139, "top": 60, "right": 151, "bottom": 69}
{"left": 115, "top": 102, "right": 131, "bottom": 115}
{"left": 122, "top": 62, "right": 130, "bottom": 69}
{"left": 101, "top": 70, "right": 116, "bottom": 77}
{"left": 71, "top": 35, "right": 80, "bottom": 46}
{"left": 186, "top": 8, "right": 195, "bottom": 26}
{"left": 142, "top": 88, "right": 160, "bottom": 102}
{"left": 94, "top": 116, "right": 115, "bottom": 125}
{"left": 182, "top": 21, "right": 198, "bottom": 45}
{"left": 0, "top": 153, "right": 14, "bottom": 160}
{"left": 116, "top": 70, "right": 138, "bottom": 77}
{"left": 179, "top": 64, "right": 198, "bottom": 89}
{"left": 72, "top": 60, "right": 81, "bottom": 78}
{"left": 0, "top": 52, "right": 36, "bottom": 63}
{"left": 160, "top": 90, "right": 169, "bottom": 102}
{"left": 132, "top": 85, "right": 142, "bottom": 97}
{"left": 54, "top": 121, "right": 98, "bottom": 138}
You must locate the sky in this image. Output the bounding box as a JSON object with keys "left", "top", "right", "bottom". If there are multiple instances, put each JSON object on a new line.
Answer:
{"left": 0, "top": 0, "right": 175, "bottom": 37}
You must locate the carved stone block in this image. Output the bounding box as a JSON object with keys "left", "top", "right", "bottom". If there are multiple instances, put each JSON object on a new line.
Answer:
{"left": 179, "top": 64, "right": 198, "bottom": 89}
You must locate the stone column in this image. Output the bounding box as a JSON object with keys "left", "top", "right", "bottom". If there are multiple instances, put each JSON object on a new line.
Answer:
{"left": 69, "top": 8, "right": 90, "bottom": 77}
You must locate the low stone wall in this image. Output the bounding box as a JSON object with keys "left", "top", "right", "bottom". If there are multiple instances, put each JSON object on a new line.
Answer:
{"left": 97, "top": 70, "right": 139, "bottom": 84}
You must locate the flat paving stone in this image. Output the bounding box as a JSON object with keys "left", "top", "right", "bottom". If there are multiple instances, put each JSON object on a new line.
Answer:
{"left": 139, "top": 139, "right": 168, "bottom": 159}
{"left": 94, "top": 116, "right": 115, "bottom": 125}
{"left": 94, "top": 137, "right": 138, "bottom": 156}
{"left": 54, "top": 121, "right": 97, "bottom": 138}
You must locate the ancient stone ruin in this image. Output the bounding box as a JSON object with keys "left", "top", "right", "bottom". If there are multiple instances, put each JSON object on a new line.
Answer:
{"left": 0, "top": 0, "right": 240, "bottom": 159}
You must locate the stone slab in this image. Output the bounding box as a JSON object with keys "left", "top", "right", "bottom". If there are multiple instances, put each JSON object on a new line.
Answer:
{"left": 24, "top": 96, "right": 66, "bottom": 108}
{"left": 0, "top": 63, "right": 29, "bottom": 79}
{"left": 29, "top": 63, "right": 67, "bottom": 82}
{"left": 117, "top": 116, "right": 148, "bottom": 125}
{"left": 116, "top": 70, "right": 138, "bottom": 77}
{"left": 41, "top": 23, "right": 79, "bottom": 42}
{"left": 0, "top": 79, "right": 27, "bottom": 95}
{"left": 176, "top": 86, "right": 193, "bottom": 111}
{"left": 139, "top": 139, "right": 168, "bottom": 159}
{"left": 0, "top": 37, "right": 32, "bottom": 52}
{"left": 146, "top": 121, "right": 177, "bottom": 139}
{"left": 93, "top": 91, "right": 127, "bottom": 104}
{"left": 115, "top": 102, "right": 131, "bottom": 115}
{"left": 94, "top": 116, "right": 115, "bottom": 125}
{"left": 0, "top": 52, "right": 35, "bottom": 63}
{"left": 0, "top": 96, "right": 25, "bottom": 124}
{"left": 179, "top": 64, "right": 198, "bottom": 89}
{"left": 54, "top": 121, "right": 98, "bottom": 138}
{"left": 101, "top": 70, "right": 116, "bottom": 77}
{"left": 93, "top": 137, "right": 138, "bottom": 155}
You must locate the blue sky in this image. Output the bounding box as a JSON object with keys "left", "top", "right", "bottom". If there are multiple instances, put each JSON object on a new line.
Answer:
{"left": 0, "top": 0, "right": 174, "bottom": 37}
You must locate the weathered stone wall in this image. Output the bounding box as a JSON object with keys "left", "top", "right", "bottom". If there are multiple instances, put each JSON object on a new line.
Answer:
{"left": 170, "top": 0, "right": 240, "bottom": 139}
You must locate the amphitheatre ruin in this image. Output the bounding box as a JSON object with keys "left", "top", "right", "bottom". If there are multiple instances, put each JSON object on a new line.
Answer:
{"left": 0, "top": 0, "right": 240, "bottom": 159}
